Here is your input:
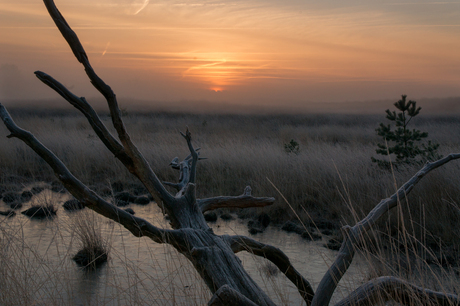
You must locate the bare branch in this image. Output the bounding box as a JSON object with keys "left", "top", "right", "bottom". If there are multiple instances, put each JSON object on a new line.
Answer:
{"left": 226, "top": 235, "right": 314, "bottom": 305}
{"left": 181, "top": 127, "right": 199, "bottom": 184}
{"left": 169, "top": 157, "right": 180, "bottom": 169}
{"left": 34, "top": 71, "right": 135, "bottom": 170}
{"left": 335, "top": 276, "right": 460, "bottom": 306}
{"left": 43, "top": 0, "right": 176, "bottom": 213}
{"left": 243, "top": 186, "right": 252, "bottom": 196}
{"left": 198, "top": 186, "right": 275, "bottom": 213}
{"left": 163, "top": 181, "right": 181, "bottom": 191}
{"left": 166, "top": 135, "right": 202, "bottom": 197}
{"left": 176, "top": 160, "right": 192, "bottom": 196}
{"left": 43, "top": 0, "right": 112, "bottom": 101}
{"left": 208, "top": 285, "right": 260, "bottom": 306}
{"left": 312, "top": 154, "right": 460, "bottom": 306}
{"left": 0, "top": 103, "right": 179, "bottom": 245}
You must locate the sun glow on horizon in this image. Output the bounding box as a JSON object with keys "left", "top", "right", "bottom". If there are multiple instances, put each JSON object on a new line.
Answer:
{"left": 182, "top": 58, "right": 232, "bottom": 89}
{"left": 180, "top": 55, "right": 286, "bottom": 92}
{"left": 210, "top": 87, "right": 224, "bottom": 92}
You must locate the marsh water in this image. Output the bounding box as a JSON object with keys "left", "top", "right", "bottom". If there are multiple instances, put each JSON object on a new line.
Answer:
{"left": 0, "top": 187, "right": 369, "bottom": 305}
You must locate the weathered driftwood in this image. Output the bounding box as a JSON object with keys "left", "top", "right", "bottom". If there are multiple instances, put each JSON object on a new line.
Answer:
{"left": 335, "top": 276, "right": 460, "bottom": 306}
{"left": 1, "top": 1, "right": 460, "bottom": 305}
{"left": 313, "top": 153, "right": 460, "bottom": 306}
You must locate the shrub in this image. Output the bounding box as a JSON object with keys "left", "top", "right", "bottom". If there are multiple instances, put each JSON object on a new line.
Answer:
{"left": 372, "top": 95, "right": 442, "bottom": 168}
{"left": 284, "top": 139, "right": 300, "bottom": 154}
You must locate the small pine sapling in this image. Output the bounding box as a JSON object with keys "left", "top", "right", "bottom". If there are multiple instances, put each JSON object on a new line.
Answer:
{"left": 372, "top": 95, "right": 442, "bottom": 168}
{"left": 284, "top": 139, "right": 300, "bottom": 154}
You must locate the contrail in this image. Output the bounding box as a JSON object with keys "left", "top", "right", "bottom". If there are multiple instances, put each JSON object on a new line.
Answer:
{"left": 133, "top": 0, "right": 149, "bottom": 15}
{"left": 102, "top": 42, "right": 111, "bottom": 56}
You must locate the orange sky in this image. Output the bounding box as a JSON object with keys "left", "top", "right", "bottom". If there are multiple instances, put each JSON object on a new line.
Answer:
{"left": 0, "top": 0, "right": 459, "bottom": 109}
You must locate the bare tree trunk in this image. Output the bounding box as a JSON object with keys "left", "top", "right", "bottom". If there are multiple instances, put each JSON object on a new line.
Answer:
{"left": 1, "top": 1, "right": 460, "bottom": 305}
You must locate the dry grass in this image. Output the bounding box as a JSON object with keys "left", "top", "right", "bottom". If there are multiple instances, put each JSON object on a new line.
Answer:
{"left": 71, "top": 210, "right": 109, "bottom": 269}
{"left": 324, "top": 161, "right": 460, "bottom": 305}
{"left": 352, "top": 218, "right": 460, "bottom": 305}
{"left": 1, "top": 109, "right": 460, "bottom": 304}
{"left": 0, "top": 204, "right": 211, "bottom": 305}
{"left": 1, "top": 110, "right": 459, "bottom": 246}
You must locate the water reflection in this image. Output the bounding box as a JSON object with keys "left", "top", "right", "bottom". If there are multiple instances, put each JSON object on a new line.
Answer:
{"left": 212, "top": 217, "right": 369, "bottom": 304}
{"left": 74, "top": 266, "right": 106, "bottom": 305}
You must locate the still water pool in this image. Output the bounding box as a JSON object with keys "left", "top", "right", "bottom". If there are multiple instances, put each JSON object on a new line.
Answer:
{"left": 0, "top": 189, "right": 369, "bottom": 305}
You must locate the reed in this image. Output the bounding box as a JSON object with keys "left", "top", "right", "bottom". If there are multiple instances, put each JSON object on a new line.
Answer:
{"left": 1, "top": 110, "right": 459, "bottom": 247}
{"left": 0, "top": 204, "right": 211, "bottom": 305}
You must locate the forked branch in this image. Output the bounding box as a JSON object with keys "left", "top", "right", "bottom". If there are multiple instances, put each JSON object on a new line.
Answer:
{"left": 181, "top": 127, "right": 199, "bottom": 184}
{"left": 164, "top": 129, "right": 205, "bottom": 197}
{"left": 34, "top": 71, "right": 135, "bottom": 170}
{"left": 43, "top": 0, "right": 175, "bottom": 214}
{"left": 0, "top": 104, "right": 181, "bottom": 245}
{"left": 312, "top": 154, "right": 460, "bottom": 306}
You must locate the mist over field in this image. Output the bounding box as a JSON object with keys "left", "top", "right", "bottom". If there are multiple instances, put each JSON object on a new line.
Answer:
{"left": 3, "top": 96, "right": 460, "bottom": 115}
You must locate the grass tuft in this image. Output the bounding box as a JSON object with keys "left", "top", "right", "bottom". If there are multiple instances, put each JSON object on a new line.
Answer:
{"left": 71, "top": 211, "right": 109, "bottom": 269}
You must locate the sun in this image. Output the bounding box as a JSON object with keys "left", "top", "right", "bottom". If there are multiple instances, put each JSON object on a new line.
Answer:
{"left": 210, "top": 87, "right": 223, "bottom": 92}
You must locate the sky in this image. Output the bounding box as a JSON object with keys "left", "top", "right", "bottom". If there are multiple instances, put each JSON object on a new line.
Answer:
{"left": 0, "top": 0, "right": 459, "bottom": 110}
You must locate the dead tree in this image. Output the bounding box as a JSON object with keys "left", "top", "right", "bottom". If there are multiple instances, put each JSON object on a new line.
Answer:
{"left": 1, "top": 1, "right": 459, "bottom": 305}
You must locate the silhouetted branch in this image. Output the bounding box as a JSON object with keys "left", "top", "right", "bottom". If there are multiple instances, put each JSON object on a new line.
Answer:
{"left": 335, "top": 276, "right": 460, "bottom": 306}
{"left": 43, "top": 0, "right": 176, "bottom": 214}
{"left": 199, "top": 186, "right": 275, "bottom": 213}
{"left": 181, "top": 127, "right": 199, "bottom": 184}
{"left": 312, "top": 154, "right": 460, "bottom": 306}
{"left": 0, "top": 103, "right": 179, "bottom": 245}
{"left": 34, "top": 71, "right": 135, "bottom": 170}
{"left": 227, "top": 234, "right": 314, "bottom": 305}
{"left": 163, "top": 181, "right": 181, "bottom": 190}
